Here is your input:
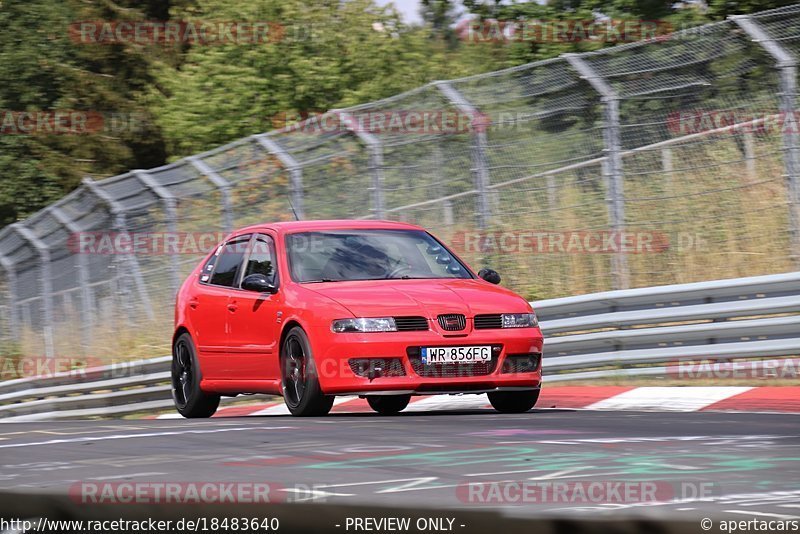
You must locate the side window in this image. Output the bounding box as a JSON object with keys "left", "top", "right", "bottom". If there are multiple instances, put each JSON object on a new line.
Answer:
{"left": 207, "top": 235, "right": 250, "bottom": 287}
{"left": 242, "top": 234, "right": 277, "bottom": 285}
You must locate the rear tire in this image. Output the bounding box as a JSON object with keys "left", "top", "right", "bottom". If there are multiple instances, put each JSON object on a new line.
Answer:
{"left": 172, "top": 333, "right": 220, "bottom": 418}
{"left": 280, "top": 326, "right": 334, "bottom": 416}
{"left": 367, "top": 394, "right": 411, "bottom": 415}
{"left": 488, "top": 389, "right": 539, "bottom": 413}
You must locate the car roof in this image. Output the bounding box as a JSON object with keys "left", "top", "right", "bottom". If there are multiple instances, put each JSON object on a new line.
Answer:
{"left": 232, "top": 219, "right": 427, "bottom": 236}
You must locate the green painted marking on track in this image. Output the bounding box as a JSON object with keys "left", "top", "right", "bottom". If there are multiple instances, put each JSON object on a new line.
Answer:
{"left": 305, "top": 447, "right": 539, "bottom": 469}
{"left": 305, "top": 446, "right": 800, "bottom": 476}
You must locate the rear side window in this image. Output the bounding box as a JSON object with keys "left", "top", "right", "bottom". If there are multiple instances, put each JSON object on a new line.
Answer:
{"left": 242, "top": 234, "right": 277, "bottom": 285}
{"left": 206, "top": 235, "right": 251, "bottom": 287}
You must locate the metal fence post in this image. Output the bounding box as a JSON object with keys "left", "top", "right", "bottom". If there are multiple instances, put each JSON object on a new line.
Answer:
{"left": 564, "top": 53, "right": 630, "bottom": 290}
{"left": 133, "top": 170, "right": 181, "bottom": 295}
{"left": 435, "top": 82, "right": 491, "bottom": 230}
{"left": 11, "top": 224, "right": 55, "bottom": 358}
{"left": 433, "top": 142, "right": 454, "bottom": 226}
{"left": 82, "top": 177, "right": 154, "bottom": 322}
{"left": 733, "top": 15, "right": 800, "bottom": 265}
{"left": 49, "top": 206, "right": 93, "bottom": 352}
{"left": 337, "top": 112, "right": 386, "bottom": 219}
{"left": 0, "top": 254, "right": 19, "bottom": 343}
{"left": 187, "top": 156, "right": 234, "bottom": 233}
{"left": 254, "top": 135, "right": 305, "bottom": 219}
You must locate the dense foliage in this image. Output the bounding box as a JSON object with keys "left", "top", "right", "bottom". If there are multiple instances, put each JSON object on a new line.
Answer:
{"left": 0, "top": 0, "right": 791, "bottom": 226}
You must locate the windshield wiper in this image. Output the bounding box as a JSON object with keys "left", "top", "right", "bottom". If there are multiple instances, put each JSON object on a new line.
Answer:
{"left": 301, "top": 278, "right": 338, "bottom": 283}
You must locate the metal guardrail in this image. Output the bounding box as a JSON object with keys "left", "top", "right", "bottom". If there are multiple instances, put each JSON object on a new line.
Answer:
{"left": 0, "top": 272, "right": 798, "bottom": 421}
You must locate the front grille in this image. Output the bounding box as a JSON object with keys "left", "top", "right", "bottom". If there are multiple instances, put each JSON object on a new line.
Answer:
{"left": 349, "top": 358, "right": 406, "bottom": 378}
{"left": 474, "top": 314, "right": 503, "bottom": 329}
{"left": 501, "top": 353, "right": 541, "bottom": 374}
{"left": 394, "top": 316, "right": 429, "bottom": 331}
{"left": 407, "top": 346, "right": 499, "bottom": 378}
{"left": 437, "top": 314, "right": 466, "bottom": 331}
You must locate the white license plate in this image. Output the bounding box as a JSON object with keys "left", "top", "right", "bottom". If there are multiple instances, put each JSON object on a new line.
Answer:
{"left": 421, "top": 346, "right": 491, "bottom": 364}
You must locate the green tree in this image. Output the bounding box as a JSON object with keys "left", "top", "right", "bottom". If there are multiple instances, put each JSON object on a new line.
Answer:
{"left": 0, "top": 0, "right": 168, "bottom": 227}
{"left": 151, "top": 0, "right": 485, "bottom": 156}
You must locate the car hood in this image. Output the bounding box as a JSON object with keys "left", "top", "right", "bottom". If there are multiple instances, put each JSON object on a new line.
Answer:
{"left": 303, "top": 278, "right": 531, "bottom": 318}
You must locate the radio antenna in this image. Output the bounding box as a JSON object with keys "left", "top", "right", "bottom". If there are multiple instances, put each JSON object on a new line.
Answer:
{"left": 288, "top": 196, "right": 300, "bottom": 221}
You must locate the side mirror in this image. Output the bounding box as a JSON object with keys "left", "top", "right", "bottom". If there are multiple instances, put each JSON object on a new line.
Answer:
{"left": 478, "top": 268, "right": 501, "bottom": 285}
{"left": 241, "top": 273, "right": 277, "bottom": 294}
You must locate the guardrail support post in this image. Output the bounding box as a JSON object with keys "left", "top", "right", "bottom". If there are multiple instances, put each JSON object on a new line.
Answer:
{"left": 49, "top": 205, "right": 93, "bottom": 352}
{"left": 0, "top": 255, "right": 19, "bottom": 344}
{"left": 187, "top": 157, "right": 234, "bottom": 234}
{"left": 564, "top": 53, "right": 630, "bottom": 290}
{"left": 733, "top": 15, "right": 800, "bottom": 266}
{"left": 254, "top": 135, "right": 305, "bottom": 219}
{"left": 133, "top": 170, "right": 181, "bottom": 296}
{"left": 82, "top": 178, "right": 154, "bottom": 322}
{"left": 336, "top": 112, "right": 386, "bottom": 219}
{"left": 436, "top": 82, "right": 492, "bottom": 230}
{"left": 11, "top": 224, "right": 55, "bottom": 358}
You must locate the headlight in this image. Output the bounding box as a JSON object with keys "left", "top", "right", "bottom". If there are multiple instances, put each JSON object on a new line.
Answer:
{"left": 501, "top": 312, "right": 538, "bottom": 328}
{"left": 332, "top": 317, "right": 397, "bottom": 333}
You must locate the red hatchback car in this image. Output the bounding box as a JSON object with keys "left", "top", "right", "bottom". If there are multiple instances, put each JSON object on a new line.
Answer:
{"left": 172, "top": 220, "right": 544, "bottom": 417}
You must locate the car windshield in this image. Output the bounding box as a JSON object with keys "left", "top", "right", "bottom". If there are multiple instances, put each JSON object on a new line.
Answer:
{"left": 286, "top": 229, "right": 472, "bottom": 283}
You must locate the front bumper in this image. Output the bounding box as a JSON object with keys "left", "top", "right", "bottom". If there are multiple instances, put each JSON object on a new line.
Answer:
{"left": 310, "top": 326, "right": 544, "bottom": 396}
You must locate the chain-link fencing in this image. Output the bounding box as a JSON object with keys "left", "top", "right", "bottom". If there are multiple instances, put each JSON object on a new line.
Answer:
{"left": 0, "top": 6, "right": 798, "bottom": 359}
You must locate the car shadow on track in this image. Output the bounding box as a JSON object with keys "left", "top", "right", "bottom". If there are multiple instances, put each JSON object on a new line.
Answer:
{"left": 243, "top": 408, "right": 575, "bottom": 419}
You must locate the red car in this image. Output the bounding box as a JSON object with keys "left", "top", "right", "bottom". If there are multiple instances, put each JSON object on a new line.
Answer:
{"left": 172, "top": 220, "right": 544, "bottom": 417}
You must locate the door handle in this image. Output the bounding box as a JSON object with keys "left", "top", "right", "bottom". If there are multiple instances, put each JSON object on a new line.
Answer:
{"left": 189, "top": 298, "right": 199, "bottom": 309}
{"left": 227, "top": 302, "right": 238, "bottom": 312}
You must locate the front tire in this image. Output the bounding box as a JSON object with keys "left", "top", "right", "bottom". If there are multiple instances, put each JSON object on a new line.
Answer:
{"left": 488, "top": 389, "right": 540, "bottom": 413}
{"left": 280, "top": 326, "right": 334, "bottom": 416}
{"left": 367, "top": 394, "right": 411, "bottom": 415}
{"left": 172, "top": 333, "right": 220, "bottom": 418}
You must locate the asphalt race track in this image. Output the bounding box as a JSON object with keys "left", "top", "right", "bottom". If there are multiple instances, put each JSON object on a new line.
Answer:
{"left": 0, "top": 409, "right": 798, "bottom": 522}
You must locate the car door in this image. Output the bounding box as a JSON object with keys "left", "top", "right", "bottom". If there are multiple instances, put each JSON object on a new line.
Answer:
{"left": 191, "top": 234, "right": 251, "bottom": 379}
{"left": 226, "top": 233, "right": 281, "bottom": 380}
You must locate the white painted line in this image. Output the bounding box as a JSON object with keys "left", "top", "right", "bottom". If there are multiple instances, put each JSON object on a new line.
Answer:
{"left": 465, "top": 466, "right": 583, "bottom": 478}
{"left": 316, "top": 477, "right": 438, "bottom": 489}
{"left": 90, "top": 472, "right": 167, "bottom": 480}
{"left": 0, "top": 427, "right": 291, "bottom": 449}
{"left": 155, "top": 413, "right": 183, "bottom": 419}
{"left": 316, "top": 477, "right": 455, "bottom": 495}
{"left": 249, "top": 403, "right": 289, "bottom": 416}
{"left": 723, "top": 510, "right": 800, "bottom": 520}
{"left": 586, "top": 387, "right": 754, "bottom": 412}
{"left": 251, "top": 396, "right": 357, "bottom": 416}
{"left": 279, "top": 487, "right": 355, "bottom": 499}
